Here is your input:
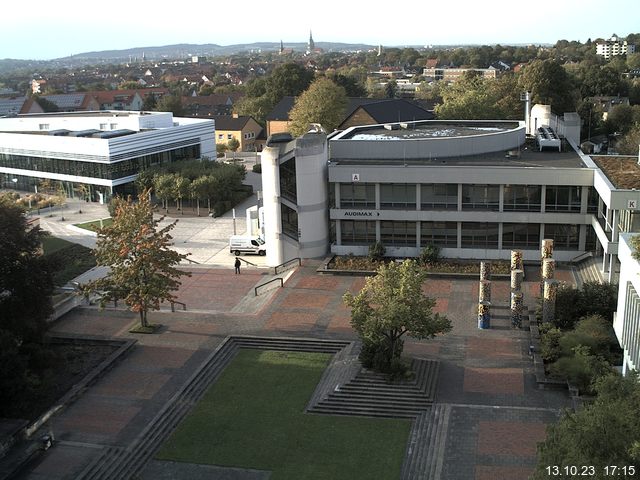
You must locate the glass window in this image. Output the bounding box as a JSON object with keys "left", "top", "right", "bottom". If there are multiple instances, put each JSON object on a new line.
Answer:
{"left": 380, "top": 221, "right": 416, "bottom": 246}
{"left": 461, "top": 222, "right": 499, "bottom": 248}
{"left": 281, "top": 204, "right": 298, "bottom": 240}
{"left": 502, "top": 223, "right": 540, "bottom": 248}
{"left": 618, "top": 210, "right": 640, "bottom": 233}
{"left": 420, "top": 221, "right": 457, "bottom": 247}
{"left": 544, "top": 224, "right": 579, "bottom": 249}
{"left": 503, "top": 185, "right": 541, "bottom": 212}
{"left": 585, "top": 226, "right": 598, "bottom": 251}
{"left": 421, "top": 184, "right": 458, "bottom": 210}
{"left": 462, "top": 185, "right": 499, "bottom": 211}
{"left": 545, "top": 186, "right": 581, "bottom": 212}
{"left": 587, "top": 187, "right": 599, "bottom": 214}
{"left": 279, "top": 158, "right": 297, "bottom": 203}
{"left": 380, "top": 184, "right": 416, "bottom": 209}
{"left": 339, "top": 183, "right": 375, "bottom": 209}
{"left": 227, "top": 133, "right": 233, "bottom": 139}
{"left": 341, "top": 220, "right": 376, "bottom": 245}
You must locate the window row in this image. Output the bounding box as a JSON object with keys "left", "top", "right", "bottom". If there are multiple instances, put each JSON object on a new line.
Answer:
{"left": 336, "top": 183, "right": 595, "bottom": 213}
{"left": 0, "top": 145, "right": 200, "bottom": 180}
{"left": 338, "top": 220, "right": 581, "bottom": 250}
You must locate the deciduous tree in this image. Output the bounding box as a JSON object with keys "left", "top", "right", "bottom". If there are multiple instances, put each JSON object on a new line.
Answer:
{"left": 83, "top": 191, "right": 190, "bottom": 329}
{"left": 534, "top": 372, "right": 640, "bottom": 479}
{"left": 288, "top": 78, "right": 347, "bottom": 136}
{"left": 518, "top": 59, "right": 578, "bottom": 114}
{"left": 0, "top": 194, "right": 55, "bottom": 414}
{"left": 343, "top": 260, "right": 451, "bottom": 372}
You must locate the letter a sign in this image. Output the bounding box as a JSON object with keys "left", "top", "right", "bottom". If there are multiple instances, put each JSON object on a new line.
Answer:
{"left": 352, "top": 173, "right": 360, "bottom": 182}
{"left": 628, "top": 199, "right": 638, "bottom": 209}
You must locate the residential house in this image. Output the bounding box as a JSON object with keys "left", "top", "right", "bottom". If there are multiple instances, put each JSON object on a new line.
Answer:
{"left": 40, "top": 93, "right": 100, "bottom": 112}
{"left": 89, "top": 90, "right": 145, "bottom": 111}
{"left": 213, "top": 114, "right": 263, "bottom": 152}
{"left": 181, "top": 93, "right": 244, "bottom": 117}
{"left": 338, "top": 99, "right": 434, "bottom": 130}
{"left": 265, "top": 97, "right": 434, "bottom": 137}
{"left": 589, "top": 96, "right": 630, "bottom": 121}
{"left": 0, "top": 97, "right": 44, "bottom": 116}
{"left": 31, "top": 79, "right": 46, "bottom": 94}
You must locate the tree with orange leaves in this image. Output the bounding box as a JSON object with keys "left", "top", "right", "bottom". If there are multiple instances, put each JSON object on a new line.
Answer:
{"left": 83, "top": 190, "right": 190, "bottom": 330}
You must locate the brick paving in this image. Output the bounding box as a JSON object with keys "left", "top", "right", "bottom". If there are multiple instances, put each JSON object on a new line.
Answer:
{"left": 21, "top": 261, "right": 577, "bottom": 479}
{"left": 463, "top": 367, "right": 525, "bottom": 395}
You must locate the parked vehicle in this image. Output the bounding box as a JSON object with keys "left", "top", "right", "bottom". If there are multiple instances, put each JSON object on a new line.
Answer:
{"left": 229, "top": 235, "right": 266, "bottom": 256}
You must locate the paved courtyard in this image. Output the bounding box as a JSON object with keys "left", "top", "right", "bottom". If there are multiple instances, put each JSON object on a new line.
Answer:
{"left": 17, "top": 259, "right": 574, "bottom": 480}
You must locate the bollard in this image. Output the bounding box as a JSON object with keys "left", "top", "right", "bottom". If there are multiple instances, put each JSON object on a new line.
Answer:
{"left": 480, "top": 261, "right": 492, "bottom": 281}
{"left": 479, "top": 280, "right": 492, "bottom": 303}
{"left": 510, "top": 291, "right": 524, "bottom": 328}
{"left": 510, "top": 269, "right": 524, "bottom": 291}
{"left": 542, "top": 258, "right": 555, "bottom": 280}
{"left": 510, "top": 250, "right": 523, "bottom": 272}
{"left": 478, "top": 301, "right": 491, "bottom": 329}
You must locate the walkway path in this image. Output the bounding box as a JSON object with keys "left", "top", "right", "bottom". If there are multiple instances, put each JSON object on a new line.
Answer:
{"left": 17, "top": 260, "right": 575, "bottom": 480}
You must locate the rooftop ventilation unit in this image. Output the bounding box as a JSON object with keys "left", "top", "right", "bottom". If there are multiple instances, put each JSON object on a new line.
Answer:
{"left": 535, "top": 126, "right": 561, "bottom": 152}
{"left": 69, "top": 129, "right": 101, "bottom": 138}
{"left": 48, "top": 129, "right": 70, "bottom": 136}
{"left": 93, "top": 129, "right": 135, "bottom": 139}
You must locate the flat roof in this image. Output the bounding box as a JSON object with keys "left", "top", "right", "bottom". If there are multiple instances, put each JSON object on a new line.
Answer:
{"left": 592, "top": 155, "right": 640, "bottom": 189}
{"left": 336, "top": 120, "right": 520, "bottom": 141}
{"left": 15, "top": 110, "right": 153, "bottom": 118}
{"left": 330, "top": 138, "right": 587, "bottom": 169}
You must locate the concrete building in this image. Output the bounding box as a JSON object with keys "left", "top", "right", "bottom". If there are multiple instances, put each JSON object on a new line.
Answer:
{"left": 614, "top": 233, "right": 640, "bottom": 375}
{"left": 260, "top": 113, "right": 640, "bottom": 289}
{"left": 263, "top": 127, "right": 640, "bottom": 390}
{"left": 422, "top": 67, "right": 498, "bottom": 82}
{"left": 0, "top": 110, "right": 215, "bottom": 202}
{"left": 596, "top": 34, "right": 636, "bottom": 59}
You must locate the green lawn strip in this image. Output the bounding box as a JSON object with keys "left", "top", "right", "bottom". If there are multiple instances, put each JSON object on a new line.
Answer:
{"left": 74, "top": 218, "right": 112, "bottom": 232}
{"left": 42, "top": 237, "right": 96, "bottom": 286}
{"left": 41, "top": 236, "right": 74, "bottom": 255}
{"left": 157, "top": 349, "right": 411, "bottom": 480}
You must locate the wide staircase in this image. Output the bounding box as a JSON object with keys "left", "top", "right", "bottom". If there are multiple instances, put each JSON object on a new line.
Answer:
{"left": 76, "top": 336, "right": 349, "bottom": 480}
{"left": 77, "top": 336, "right": 445, "bottom": 480}
{"left": 307, "top": 358, "right": 440, "bottom": 418}
{"left": 572, "top": 255, "right": 604, "bottom": 287}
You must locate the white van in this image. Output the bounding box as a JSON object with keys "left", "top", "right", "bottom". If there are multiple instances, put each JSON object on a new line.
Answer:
{"left": 229, "top": 235, "right": 266, "bottom": 256}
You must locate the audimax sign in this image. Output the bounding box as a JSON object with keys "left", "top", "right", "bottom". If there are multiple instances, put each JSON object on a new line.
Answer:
{"left": 342, "top": 211, "right": 380, "bottom": 217}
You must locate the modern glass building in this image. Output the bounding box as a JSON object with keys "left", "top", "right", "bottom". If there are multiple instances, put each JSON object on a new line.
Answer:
{"left": 0, "top": 111, "right": 215, "bottom": 202}
{"left": 261, "top": 117, "right": 640, "bottom": 284}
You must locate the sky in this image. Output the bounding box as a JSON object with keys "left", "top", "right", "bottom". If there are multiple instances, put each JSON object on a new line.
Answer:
{"left": 2, "top": 0, "right": 639, "bottom": 60}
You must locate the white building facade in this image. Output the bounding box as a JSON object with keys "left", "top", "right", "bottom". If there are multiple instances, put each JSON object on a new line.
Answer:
{"left": 596, "top": 35, "right": 636, "bottom": 59}
{"left": 0, "top": 111, "right": 215, "bottom": 202}
{"left": 613, "top": 234, "right": 640, "bottom": 375}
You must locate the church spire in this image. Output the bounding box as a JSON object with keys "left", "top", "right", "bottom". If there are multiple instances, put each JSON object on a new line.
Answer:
{"left": 307, "top": 30, "right": 315, "bottom": 54}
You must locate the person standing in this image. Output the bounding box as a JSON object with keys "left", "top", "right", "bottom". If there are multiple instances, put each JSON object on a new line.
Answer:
{"left": 234, "top": 257, "right": 241, "bottom": 274}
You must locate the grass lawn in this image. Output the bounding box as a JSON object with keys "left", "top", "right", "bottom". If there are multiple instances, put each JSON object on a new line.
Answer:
{"left": 74, "top": 217, "right": 112, "bottom": 232}
{"left": 157, "top": 349, "right": 411, "bottom": 480}
{"left": 42, "top": 236, "right": 96, "bottom": 286}
{"left": 41, "top": 235, "right": 75, "bottom": 255}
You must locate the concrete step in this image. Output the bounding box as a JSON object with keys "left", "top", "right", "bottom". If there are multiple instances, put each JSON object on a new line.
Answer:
{"left": 77, "top": 446, "right": 127, "bottom": 480}
{"left": 325, "top": 394, "right": 431, "bottom": 408}
{"left": 310, "top": 404, "right": 420, "bottom": 419}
